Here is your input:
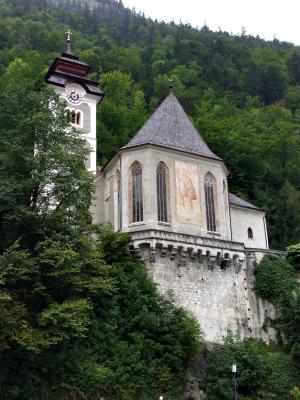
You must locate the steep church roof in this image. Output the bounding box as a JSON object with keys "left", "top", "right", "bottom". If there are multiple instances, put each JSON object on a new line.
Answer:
{"left": 229, "top": 193, "right": 259, "bottom": 210}
{"left": 122, "top": 92, "right": 221, "bottom": 160}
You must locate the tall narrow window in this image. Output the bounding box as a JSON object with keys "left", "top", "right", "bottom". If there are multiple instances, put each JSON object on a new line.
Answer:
{"left": 157, "top": 162, "right": 168, "bottom": 222}
{"left": 116, "top": 170, "right": 121, "bottom": 230}
{"left": 205, "top": 173, "right": 216, "bottom": 232}
{"left": 76, "top": 111, "right": 81, "bottom": 125}
{"left": 70, "top": 110, "right": 82, "bottom": 126}
{"left": 248, "top": 227, "right": 253, "bottom": 239}
{"left": 131, "top": 161, "right": 143, "bottom": 223}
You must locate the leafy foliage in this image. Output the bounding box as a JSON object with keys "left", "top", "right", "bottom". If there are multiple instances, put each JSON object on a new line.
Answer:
{"left": 0, "top": 0, "right": 300, "bottom": 247}
{"left": 291, "top": 387, "right": 300, "bottom": 400}
{"left": 1, "top": 0, "right": 300, "bottom": 397}
{"left": 287, "top": 243, "right": 300, "bottom": 271}
{"left": 202, "top": 333, "right": 300, "bottom": 400}
{"left": 255, "top": 254, "right": 300, "bottom": 368}
{"left": 0, "top": 65, "right": 201, "bottom": 399}
{"left": 254, "top": 255, "right": 297, "bottom": 304}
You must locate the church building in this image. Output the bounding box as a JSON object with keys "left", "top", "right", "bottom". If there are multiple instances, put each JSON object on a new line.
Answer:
{"left": 92, "top": 91, "right": 269, "bottom": 251}
{"left": 46, "top": 35, "right": 279, "bottom": 343}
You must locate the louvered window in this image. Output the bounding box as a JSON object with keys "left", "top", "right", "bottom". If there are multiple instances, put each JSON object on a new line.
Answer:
{"left": 205, "top": 174, "right": 216, "bottom": 232}
{"left": 157, "top": 162, "right": 168, "bottom": 222}
{"left": 248, "top": 227, "right": 253, "bottom": 239}
{"left": 131, "top": 162, "right": 143, "bottom": 222}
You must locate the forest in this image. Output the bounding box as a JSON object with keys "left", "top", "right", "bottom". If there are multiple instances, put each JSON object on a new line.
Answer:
{"left": 0, "top": 0, "right": 299, "bottom": 248}
{"left": 0, "top": 0, "right": 300, "bottom": 398}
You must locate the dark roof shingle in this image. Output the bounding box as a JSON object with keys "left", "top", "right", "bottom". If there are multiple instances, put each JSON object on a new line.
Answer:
{"left": 229, "top": 193, "right": 259, "bottom": 210}
{"left": 122, "top": 92, "right": 221, "bottom": 160}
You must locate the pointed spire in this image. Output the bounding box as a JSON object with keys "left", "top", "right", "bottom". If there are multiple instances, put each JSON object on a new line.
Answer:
{"left": 65, "top": 29, "right": 73, "bottom": 55}
{"left": 122, "top": 92, "right": 221, "bottom": 161}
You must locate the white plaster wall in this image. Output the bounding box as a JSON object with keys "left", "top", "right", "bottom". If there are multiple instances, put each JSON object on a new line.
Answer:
{"left": 230, "top": 206, "right": 268, "bottom": 249}
{"left": 119, "top": 145, "right": 231, "bottom": 240}
{"left": 92, "top": 146, "right": 270, "bottom": 252}
{"left": 91, "top": 156, "right": 121, "bottom": 229}
{"left": 53, "top": 83, "right": 98, "bottom": 175}
{"left": 91, "top": 174, "right": 105, "bottom": 224}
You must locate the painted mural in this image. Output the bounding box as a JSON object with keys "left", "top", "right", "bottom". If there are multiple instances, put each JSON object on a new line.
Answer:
{"left": 174, "top": 160, "right": 202, "bottom": 225}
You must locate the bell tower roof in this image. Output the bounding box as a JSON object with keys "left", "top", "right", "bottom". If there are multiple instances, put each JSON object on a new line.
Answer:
{"left": 44, "top": 31, "right": 104, "bottom": 102}
{"left": 122, "top": 92, "right": 221, "bottom": 161}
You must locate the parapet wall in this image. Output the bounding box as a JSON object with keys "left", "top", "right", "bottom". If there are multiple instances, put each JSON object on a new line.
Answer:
{"left": 130, "top": 230, "right": 278, "bottom": 343}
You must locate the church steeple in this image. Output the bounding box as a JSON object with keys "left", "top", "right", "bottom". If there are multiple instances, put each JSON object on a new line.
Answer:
{"left": 44, "top": 33, "right": 104, "bottom": 101}
{"left": 122, "top": 92, "right": 221, "bottom": 161}
{"left": 44, "top": 32, "right": 104, "bottom": 174}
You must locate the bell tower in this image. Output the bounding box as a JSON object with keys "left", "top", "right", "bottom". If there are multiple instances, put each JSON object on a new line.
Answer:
{"left": 44, "top": 30, "right": 104, "bottom": 174}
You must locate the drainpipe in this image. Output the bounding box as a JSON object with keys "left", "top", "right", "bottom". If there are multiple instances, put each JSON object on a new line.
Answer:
{"left": 227, "top": 175, "right": 233, "bottom": 241}
{"left": 263, "top": 214, "right": 269, "bottom": 249}
{"left": 117, "top": 150, "right": 122, "bottom": 232}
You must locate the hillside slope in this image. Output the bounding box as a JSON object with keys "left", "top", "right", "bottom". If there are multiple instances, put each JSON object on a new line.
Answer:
{"left": 0, "top": 0, "right": 299, "bottom": 248}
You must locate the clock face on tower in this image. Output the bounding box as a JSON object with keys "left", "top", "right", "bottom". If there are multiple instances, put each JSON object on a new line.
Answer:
{"left": 67, "top": 89, "right": 82, "bottom": 105}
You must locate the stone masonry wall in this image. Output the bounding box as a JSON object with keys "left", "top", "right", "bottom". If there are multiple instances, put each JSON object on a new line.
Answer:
{"left": 131, "top": 233, "right": 277, "bottom": 343}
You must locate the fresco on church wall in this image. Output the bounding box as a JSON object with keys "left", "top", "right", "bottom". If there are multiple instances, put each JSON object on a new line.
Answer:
{"left": 174, "top": 160, "right": 202, "bottom": 226}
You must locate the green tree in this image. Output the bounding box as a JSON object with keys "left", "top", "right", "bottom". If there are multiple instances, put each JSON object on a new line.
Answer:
{"left": 287, "top": 243, "right": 300, "bottom": 271}
{"left": 291, "top": 387, "right": 300, "bottom": 400}
{"left": 255, "top": 255, "right": 300, "bottom": 367}
{"left": 288, "top": 52, "right": 300, "bottom": 84}
{"left": 254, "top": 255, "right": 297, "bottom": 305}
{"left": 284, "top": 85, "right": 300, "bottom": 115}
{"left": 202, "top": 333, "right": 299, "bottom": 400}
{"left": 194, "top": 93, "right": 300, "bottom": 249}
{"left": 97, "top": 71, "right": 148, "bottom": 163}
{"left": 0, "top": 60, "right": 201, "bottom": 399}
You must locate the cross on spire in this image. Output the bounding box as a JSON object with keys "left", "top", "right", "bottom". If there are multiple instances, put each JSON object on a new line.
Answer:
{"left": 65, "top": 29, "right": 72, "bottom": 41}
{"left": 65, "top": 29, "right": 73, "bottom": 54}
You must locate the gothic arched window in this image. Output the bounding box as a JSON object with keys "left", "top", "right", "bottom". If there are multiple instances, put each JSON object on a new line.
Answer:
{"left": 205, "top": 173, "right": 216, "bottom": 232}
{"left": 248, "top": 227, "right": 253, "bottom": 239}
{"left": 157, "top": 162, "right": 169, "bottom": 222}
{"left": 130, "top": 161, "right": 143, "bottom": 223}
{"left": 116, "top": 170, "right": 121, "bottom": 230}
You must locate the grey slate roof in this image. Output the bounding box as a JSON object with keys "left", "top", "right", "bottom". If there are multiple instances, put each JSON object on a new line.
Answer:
{"left": 122, "top": 92, "right": 221, "bottom": 160}
{"left": 229, "top": 193, "right": 260, "bottom": 210}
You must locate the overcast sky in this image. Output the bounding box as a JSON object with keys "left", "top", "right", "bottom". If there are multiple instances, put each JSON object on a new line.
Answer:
{"left": 122, "top": 0, "right": 300, "bottom": 45}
